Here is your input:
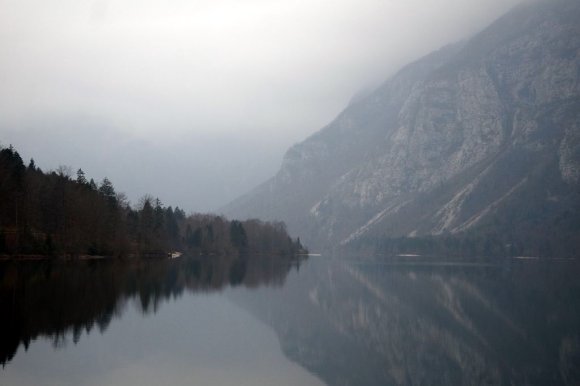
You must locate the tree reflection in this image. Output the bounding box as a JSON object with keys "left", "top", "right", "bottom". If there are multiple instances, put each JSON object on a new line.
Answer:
{"left": 0, "top": 255, "right": 298, "bottom": 366}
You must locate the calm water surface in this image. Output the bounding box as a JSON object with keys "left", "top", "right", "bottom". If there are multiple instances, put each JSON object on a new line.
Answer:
{"left": 1, "top": 255, "right": 579, "bottom": 385}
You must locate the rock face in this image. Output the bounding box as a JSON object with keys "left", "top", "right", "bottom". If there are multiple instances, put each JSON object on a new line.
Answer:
{"left": 224, "top": 0, "right": 580, "bottom": 251}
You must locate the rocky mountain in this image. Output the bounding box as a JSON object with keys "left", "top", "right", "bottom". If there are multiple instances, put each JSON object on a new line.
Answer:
{"left": 223, "top": 0, "right": 580, "bottom": 253}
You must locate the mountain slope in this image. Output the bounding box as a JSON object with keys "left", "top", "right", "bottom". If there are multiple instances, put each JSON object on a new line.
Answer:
{"left": 224, "top": 0, "right": 580, "bottom": 253}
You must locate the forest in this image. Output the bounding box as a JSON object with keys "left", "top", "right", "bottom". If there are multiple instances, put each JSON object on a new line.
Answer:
{"left": 345, "top": 226, "right": 580, "bottom": 259}
{"left": 0, "top": 145, "right": 306, "bottom": 258}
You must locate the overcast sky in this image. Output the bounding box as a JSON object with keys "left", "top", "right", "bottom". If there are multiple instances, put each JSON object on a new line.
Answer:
{"left": 0, "top": 0, "right": 526, "bottom": 212}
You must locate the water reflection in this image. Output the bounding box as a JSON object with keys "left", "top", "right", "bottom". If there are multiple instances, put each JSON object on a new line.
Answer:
{"left": 2, "top": 256, "right": 580, "bottom": 385}
{"left": 230, "top": 258, "right": 580, "bottom": 386}
{"left": 0, "top": 255, "right": 296, "bottom": 367}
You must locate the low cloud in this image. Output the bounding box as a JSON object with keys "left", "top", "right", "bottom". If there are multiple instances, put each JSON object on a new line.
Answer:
{"left": 0, "top": 0, "right": 528, "bottom": 211}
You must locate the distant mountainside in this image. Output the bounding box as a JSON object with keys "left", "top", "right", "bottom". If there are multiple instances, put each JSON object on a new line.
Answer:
{"left": 224, "top": 0, "right": 580, "bottom": 255}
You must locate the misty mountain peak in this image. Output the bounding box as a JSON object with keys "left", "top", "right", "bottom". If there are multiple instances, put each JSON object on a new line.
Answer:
{"left": 224, "top": 0, "right": 580, "bottom": 254}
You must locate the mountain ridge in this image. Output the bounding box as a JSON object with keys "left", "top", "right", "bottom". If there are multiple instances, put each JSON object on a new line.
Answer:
{"left": 224, "top": 0, "right": 580, "bottom": 255}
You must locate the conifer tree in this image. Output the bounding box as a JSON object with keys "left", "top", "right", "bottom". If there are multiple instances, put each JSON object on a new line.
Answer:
{"left": 76, "top": 169, "right": 87, "bottom": 185}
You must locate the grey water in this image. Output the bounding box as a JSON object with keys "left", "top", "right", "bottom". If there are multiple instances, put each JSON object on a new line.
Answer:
{"left": 1, "top": 256, "right": 579, "bottom": 385}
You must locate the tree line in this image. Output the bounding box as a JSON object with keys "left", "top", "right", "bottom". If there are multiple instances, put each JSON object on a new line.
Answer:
{"left": 345, "top": 226, "right": 580, "bottom": 259}
{"left": 0, "top": 145, "right": 306, "bottom": 258}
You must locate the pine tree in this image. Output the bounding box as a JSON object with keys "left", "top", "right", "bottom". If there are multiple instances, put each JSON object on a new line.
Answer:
{"left": 76, "top": 169, "right": 87, "bottom": 185}
{"left": 98, "top": 178, "right": 117, "bottom": 207}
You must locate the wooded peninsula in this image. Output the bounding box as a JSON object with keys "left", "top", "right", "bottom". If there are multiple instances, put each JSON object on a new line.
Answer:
{"left": 0, "top": 145, "right": 306, "bottom": 258}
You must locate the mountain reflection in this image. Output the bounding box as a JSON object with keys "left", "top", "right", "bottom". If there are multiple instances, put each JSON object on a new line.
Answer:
{"left": 0, "top": 255, "right": 297, "bottom": 366}
{"left": 3, "top": 256, "right": 580, "bottom": 385}
{"left": 230, "top": 258, "right": 580, "bottom": 386}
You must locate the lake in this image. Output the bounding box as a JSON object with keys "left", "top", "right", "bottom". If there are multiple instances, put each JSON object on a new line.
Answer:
{"left": 1, "top": 255, "right": 579, "bottom": 385}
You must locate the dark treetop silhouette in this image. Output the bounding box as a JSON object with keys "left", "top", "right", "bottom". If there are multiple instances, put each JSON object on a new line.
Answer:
{"left": 0, "top": 144, "right": 306, "bottom": 259}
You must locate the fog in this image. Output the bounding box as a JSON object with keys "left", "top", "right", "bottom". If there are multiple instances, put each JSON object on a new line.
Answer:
{"left": 0, "top": 0, "right": 526, "bottom": 212}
